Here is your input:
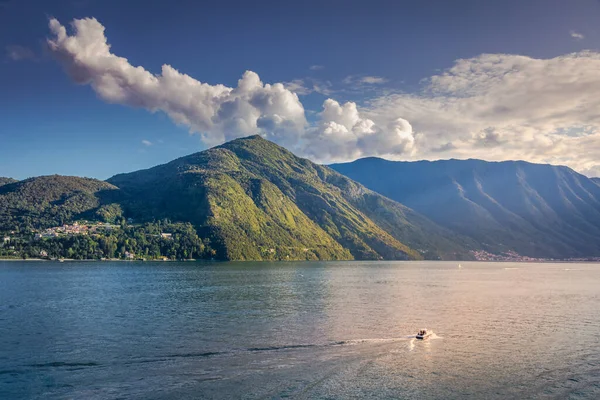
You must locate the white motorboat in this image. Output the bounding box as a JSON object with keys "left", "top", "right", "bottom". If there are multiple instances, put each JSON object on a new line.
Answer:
{"left": 416, "top": 329, "right": 432, "bottom": 340}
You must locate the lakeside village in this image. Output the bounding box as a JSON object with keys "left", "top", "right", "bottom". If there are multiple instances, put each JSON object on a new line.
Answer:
{"left": 3, "top": 221, "right": 600, "bottom": 262}
{"left": 470, "top": 249, "right": 600, "bottom": 262}
{"left": 31, "top": 222, "right": 170, "bottom": 260}
{"left": 0, "top": 220, "right": 211, "bottom": 261}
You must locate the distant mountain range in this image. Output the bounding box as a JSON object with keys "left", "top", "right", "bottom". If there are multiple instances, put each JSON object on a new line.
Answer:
{"left": 331, "top": 158, "right": 600, "bottom": 258}
{"left": 3, "top": 136, "right": 600, "bottom": 261}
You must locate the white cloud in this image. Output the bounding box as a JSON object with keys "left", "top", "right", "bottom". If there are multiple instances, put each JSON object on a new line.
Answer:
{"left": 141, "top": 139, "right": 152, "bottom": 146}
{"left": 47, "top": 17, "right": 306, "bottom": 147}
{"left": 284, "top": 78, "right": 334, "bottom": 96}
{"left": 309, "top": 65, "right": 324, "bottom": 71}
{"left": 283, "top": 79, "right": 311, "bottom": 95}
{"left": 343, "top": 75, "right": 388, "bottom": 85}
{"left": 47, "top": 18, "right": 600, "bottom": 176}
{"left": 360, "top": 76, "right": 388, "bottom": 84}
{"left": 48, "top": 18, "right": 393, "bottom": 159}
{"left": 302, "top": 99, "right": 414, "bottom": 161}
{"left": 5, "top": 45, "right": 36, "bottom": 61}
{"left": 311, "top": 80, "right": 334, "bottom": 96}
{"left": 570, "top": 31, "right": 585, "bottom": 40}
{"left": 364, "top": 52, "right": 600, "bottom": 176}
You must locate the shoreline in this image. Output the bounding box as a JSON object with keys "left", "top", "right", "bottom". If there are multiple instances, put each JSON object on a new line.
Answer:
{"left": 0, "top": 259, "right": 187, "bottom": 262}
{"left": 1, "top": 258, "right": 599, "bottom": 264}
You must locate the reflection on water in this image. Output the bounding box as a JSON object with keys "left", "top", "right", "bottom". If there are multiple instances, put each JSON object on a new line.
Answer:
{"left": 1, "top": 261, "right": 600, "bottom": 399}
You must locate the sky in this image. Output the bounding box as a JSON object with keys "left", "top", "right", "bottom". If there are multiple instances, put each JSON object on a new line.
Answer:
{"left": 2, "top": 0, "right": 600, "bottom": 179}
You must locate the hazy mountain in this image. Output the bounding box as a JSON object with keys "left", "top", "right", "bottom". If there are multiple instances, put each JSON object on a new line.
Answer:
{"left": 108, "top": 136, "right": 472, "bottom": 261}
{"left": 0, "top": 175, "right": 119, "bottom": 232}
{"left": 331, "top": 158, "right": 600, "bottom": 258}
{"left": 0, "top": 177, "right": 17, "bottom": 187}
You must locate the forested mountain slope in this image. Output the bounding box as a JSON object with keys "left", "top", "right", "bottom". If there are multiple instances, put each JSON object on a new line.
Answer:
{"left": 332, "top": 158, "right": 600, "bottom": 258}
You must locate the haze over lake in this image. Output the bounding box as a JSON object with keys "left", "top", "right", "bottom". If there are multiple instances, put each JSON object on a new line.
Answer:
{"left": 1, "top": 261, "right": 599, "bottom": 399}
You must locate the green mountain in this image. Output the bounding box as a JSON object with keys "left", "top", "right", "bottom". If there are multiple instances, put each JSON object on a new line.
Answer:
{"left": 108, "top": 136, "right": 471, "bottom": 261}
{"left": 0, "top": 137, "right": 472, "bottom": 261}
{"left": 0, "top": 175, "right": 120, "bottom": 232}
{"left": 0, "top": 177, "right": 17, "bottom": 187}
{"left": 331, "top": 158, "right": 600, "bottom": 258}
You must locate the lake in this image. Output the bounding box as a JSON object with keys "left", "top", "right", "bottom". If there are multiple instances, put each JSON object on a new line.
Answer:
{"left": 1, "top": 261, "right": 599, "bottom": 399}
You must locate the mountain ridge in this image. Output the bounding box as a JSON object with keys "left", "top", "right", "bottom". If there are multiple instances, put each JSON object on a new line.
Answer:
{"left": 0, "top": 175, "right": 119, "bottom": 232}
{"left": 4, "top": 136, "right": 596, "bottom": 261}
{"left": 331, "top": 157, "right": 600, "bottom": 258}
{"left": 108, "top": 135, "right": 472, "bottom": 260}
{"left": 0, "top": 177, "right": 17, "bottom": 187}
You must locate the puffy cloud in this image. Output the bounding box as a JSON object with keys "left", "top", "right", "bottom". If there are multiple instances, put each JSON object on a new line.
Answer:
{"left": 5, "top": 45, "right": 36, "bottom": 61}
{"left": 48, "top": 18, "right": 401, "bottom": 160}
{"left": 141, "top": 140, "right": 152, "bottom": 146}
{"left": 302, "top": 99, "right": 414, "bottom": 161}
{"left": 570, "top": 31, "right": 584, "bottom": 40}
{"left": 365, "top": 52, "right": 600, "bottom": 175}
{"left": 47, "top": 17, "right": 306, "bottom": 147}
{"left": 309, "top": 65, "right": 324, "bottom": 71}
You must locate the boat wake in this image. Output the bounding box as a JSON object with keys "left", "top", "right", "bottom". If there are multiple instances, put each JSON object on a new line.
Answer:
{"left": 409, "top": 338, "right": 416, "bottom": 351}
{"left": 162, "top": 338, "right": 412, "bottom": 359}
{"left": 131, "top": 333, "right": 444, "bottom": 365}
{"left": 407, "top": 332, "right": 443, "bottom": 351}
{"left": 337, "top": 334, "right": 442, "bottom": 354}
{"left": 338, "top": 337, "right": 409, "bottom": 346}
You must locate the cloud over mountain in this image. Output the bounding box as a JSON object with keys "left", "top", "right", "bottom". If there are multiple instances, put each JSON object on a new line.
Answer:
{"left": 303, "top": 99, "right": 414, "bottom": 161}
{"left": 365, "top": 52, "right": 600, "bottom": 176}
{"left": 47, "top": 18, "right": 600, "bottom": 175}
{"left": 47, "top": 18, "right": 306, "bottom": 147}
{"left": 47, "top": 17, "right": 403, "bottom": 160}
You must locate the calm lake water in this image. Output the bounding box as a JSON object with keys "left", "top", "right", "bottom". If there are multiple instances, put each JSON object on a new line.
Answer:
{"left": 1, "top": 261, "right": 600, "bottom": 399}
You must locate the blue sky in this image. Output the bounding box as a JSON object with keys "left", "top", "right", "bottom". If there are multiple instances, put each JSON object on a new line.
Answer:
{"left": 2, "top": 0, "right": 600, "bottom": 179}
